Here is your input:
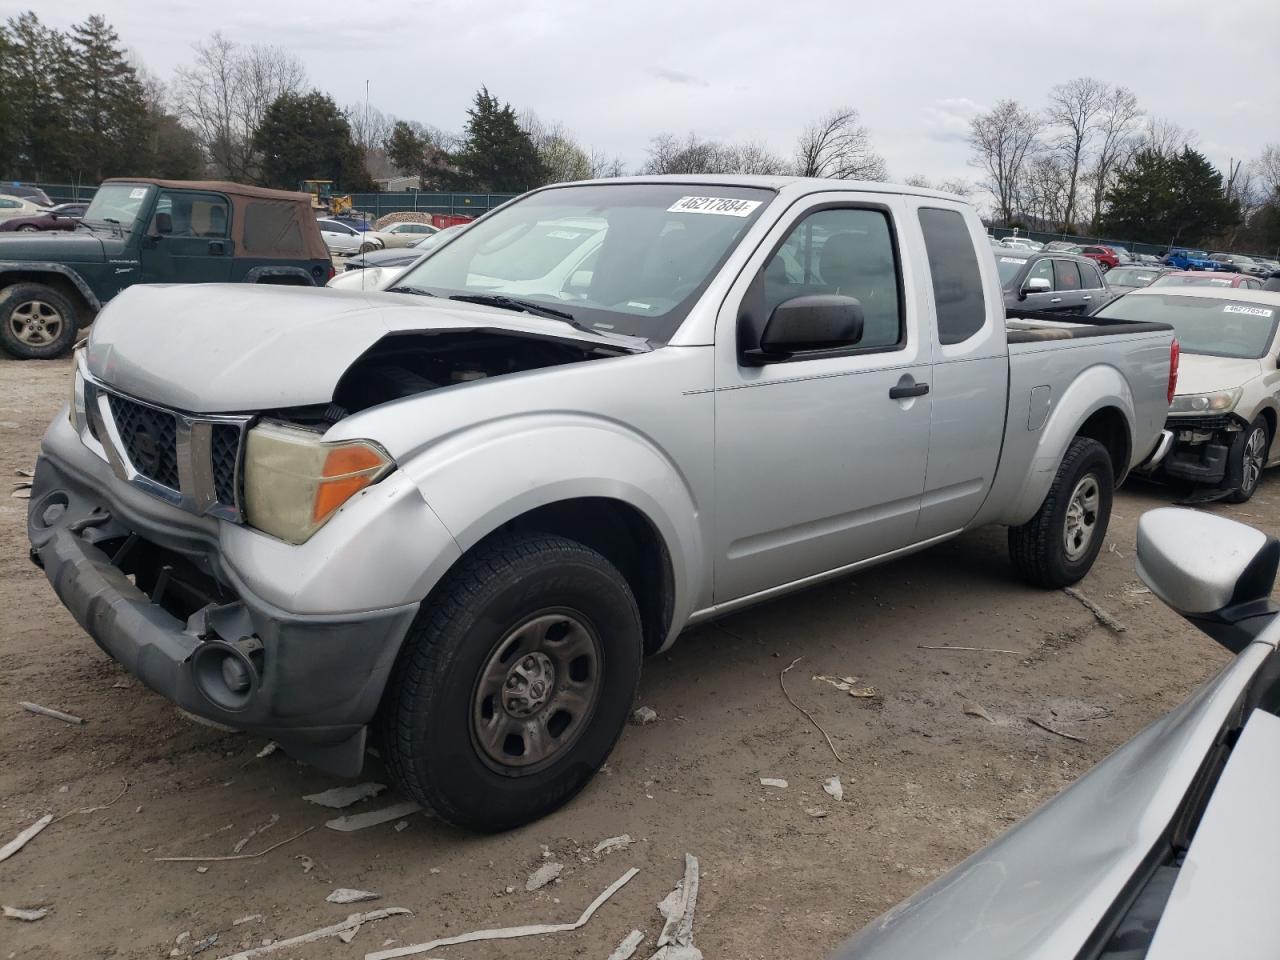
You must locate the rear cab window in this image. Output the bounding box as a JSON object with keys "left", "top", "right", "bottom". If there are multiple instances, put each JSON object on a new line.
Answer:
{"left": 918, "top": 207, "right": 986, "bottom": 344}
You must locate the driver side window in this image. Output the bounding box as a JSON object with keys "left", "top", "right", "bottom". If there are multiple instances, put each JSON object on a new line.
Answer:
{"left": 760, "top": 208, "right": 902, "bottom": 350}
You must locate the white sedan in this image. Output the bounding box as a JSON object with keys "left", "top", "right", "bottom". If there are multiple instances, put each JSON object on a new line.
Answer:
{"left": 316, "top": 218, "right": 384, "bottom": 256}
{"left": 367, "top": 221, "right": 440, "bottom": 248}
{"left": 0, "top": 194, "right": 49, "bottom": 222}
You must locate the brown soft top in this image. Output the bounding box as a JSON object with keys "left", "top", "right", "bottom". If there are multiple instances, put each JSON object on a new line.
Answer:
{"left": 101, "top": 177, "right": 315, "bottom": 204}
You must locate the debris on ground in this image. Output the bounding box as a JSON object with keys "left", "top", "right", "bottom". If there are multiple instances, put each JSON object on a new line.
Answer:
{"left": 191, "top": 933, "right": 218, "bottom": 954}
{"left": 19, "top": 701, "right": 85, "bottom": 725}
{"left": 593, "top": 834, "right": 633, "bottom": 855}
{"left": 365, "top": 869, "right": 638, "bottom": 960}
{"left": 805, "top": 808, "right": 828, "bottom": 818}
{"left": 213, "top": 907, "right": 411, "bottom": 959}
{"left": 155, "top": 826, "right": 314, "bottom": 863}
{"left": 2, "top": 905, "right": 48, "bottom": 921}
{"left": 812, "top": 675, "right": 879, "bottom": 698}
{"left": 325, "top": 801, "right": 421, "bottom": 832}
{"left": 255, "top": 742, "right": 278, "bottom": 759}
{"left": 648, "top": 853, "right": 701, "bottom": 960}
{"left": 1027, "top": 716, "right": 1088, "bottom": 743}
{"left": 608, "top": 929, "right": 646, "bottom": 960}
{"left": 0, "top": 814, "right": 53, "bottom": 863}
{"left": 232, "top": 915, "right": 262, "bottom": 926}
{"left": 394, "top": 821, "right": 408, "bottom": 832}
{"left": 233, "top": 814, "right": 279, "bottom": 853}
{"left": 525, "top": 861, "right": 563, "bottom": 891}
{"left": 54, "top": 779, "right": 129, "bottom": 822}
{"left": 196, "top": 866, "right": 209, "bottom": 874}
{"left": 631, "top": 706, "right": 658, "bottom": 725}
{"left": 759, "top": 778, "right": 788, "bottom": 789}
{"left": 1062, "top": 587, "right": 1127, "bottom": 634}
{"left": 963, "top": 702, "right": 997, "bottom": 723}
{"left": 780, "top": 657, "right": 845, "bottom": 763}
{"left": 822, "top": 776, "right": 844, "bottom": 802}
{"left": 303, "top": 783, "right": 386, "bottom": 809}
{"left": 296, "top": 855, "right": 315, "bottom": 874}
{"left": 918, "top": 644, "right": 1020, "bottom": 655}
{"left": 326, "top": 889, "right": 380, "bottom": 904}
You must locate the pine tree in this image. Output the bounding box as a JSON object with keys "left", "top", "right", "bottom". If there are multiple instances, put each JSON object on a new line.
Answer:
{"left": 65, "top": 14, "right": 148, "bottom": 181}
{"left": 3, "top": 12, "right": 73, "bottom": 180}
{"left": 1102, "top": 147, "right": 1239, "bottom": 246}
{"left": 253, "top": 91, "right": 372, "bottom": 191}
{"left": 450, "top": 87, "right": 544, "bottom": 192}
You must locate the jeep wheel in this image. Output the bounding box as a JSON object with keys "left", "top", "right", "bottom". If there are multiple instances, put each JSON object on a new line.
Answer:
{"left": 378, "top": 533, "right": 642, "bottom": 831}
{"left": 1008, "top": 436, "right": 1114, "bottom": 588}
{"left": 1226, "top": 417, "right": 1269, "bottom": 504}
{"left": 0, "top": 283, "right": 79, "bottom": 360}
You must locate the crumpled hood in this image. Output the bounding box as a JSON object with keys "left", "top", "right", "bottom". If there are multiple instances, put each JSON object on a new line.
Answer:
{"left": 0, "top": 230, "right": 106, "bottom": 263}
{"left": 86, "top": 283, "right": 638, "bottom": 413}
{"left": 1174, "top": 353, "right": 1262, "bottom": 396}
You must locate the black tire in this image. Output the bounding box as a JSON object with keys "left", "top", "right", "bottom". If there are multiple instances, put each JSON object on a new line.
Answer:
{"left": 0, "top": 283, "right": 79, "bottom": 360}
{"left": 1009, "top": 436, "right": 1114, "bottom": 588}
{"left": 17, "top": 225, "right": 39, "bottom": 232}
{"left": 1226, "top": 416, "right": 1270, "bottom": 504}
{"left": 378, "top": 533, "right": 642, "bottom": 832}
{"left": 358, "top": 241, "right": 377, "bottom": 254}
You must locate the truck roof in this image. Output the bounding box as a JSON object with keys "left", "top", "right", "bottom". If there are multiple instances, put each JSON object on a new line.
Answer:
{"left": 101, "top": 177, "right": 315, "bottom": 204}
{"left": 550, "top": 174, "right": 971, "bottom": 204}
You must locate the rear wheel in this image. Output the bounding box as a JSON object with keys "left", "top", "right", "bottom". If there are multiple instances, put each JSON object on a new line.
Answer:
{"left": 0, "top": 283, "right": 79, "bottom": 360}
{"left": 1226, "top": 417, "right": 1269, "bottom": 503}
{"left": 378, "top": 533, "right": 642, "bottom": 831}
{"left": 359, "top": 241, "right": 377, "bottom": 254}
{"left": 17, "top": 225, "right": 39, "bottom": 232}
{"left": 1009, "top": 437, "right": 1114, "bottom": 588}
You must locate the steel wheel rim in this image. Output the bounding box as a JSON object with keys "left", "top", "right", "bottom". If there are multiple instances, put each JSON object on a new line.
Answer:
{"left": 9, "top": 299, "right": 64, "bottom": 346}
{"left": 1242, "top": 427, "right": 1267, "bottom": 492}
{"left": 1064, "top": 473, "right": 1100, "bottom": 562}
{"left": 470, "top": 610, "right": 603, "bottom": 773}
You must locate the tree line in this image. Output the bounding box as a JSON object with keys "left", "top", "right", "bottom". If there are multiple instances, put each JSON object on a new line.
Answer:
{"left": 967, "top": 78, "right": 1278, "bottom": 251}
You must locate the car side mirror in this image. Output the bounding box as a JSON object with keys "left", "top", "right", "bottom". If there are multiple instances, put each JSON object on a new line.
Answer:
{"left": 1137, "top": 507, "right": 1280, "bottom": 652}
{"left": 153, "top": 212, "right": 172, "bottom": 236}
{"left": 745, "top": 295, "right": 864, "bottom": 364}
{"left": 1021, "top": 276, "right": 1051, "bottom": 299}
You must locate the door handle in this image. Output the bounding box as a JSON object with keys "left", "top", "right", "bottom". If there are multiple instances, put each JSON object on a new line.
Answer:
{"left": 1082, "top": 295, "right": 1092, "bottom": 300}
{"left": 889, "top": 377, "right": 930, "bottom": 400}
{"left": 1049, "top": 297, "right": 1062, "bottom": 303}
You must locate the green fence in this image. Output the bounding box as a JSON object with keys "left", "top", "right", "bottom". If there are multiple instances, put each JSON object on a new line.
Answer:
{"left": 988, "top": 226, "right": 1171, "bottom": 257}
{"left": 345, "top": 192, "right": 518, "bottom": 220}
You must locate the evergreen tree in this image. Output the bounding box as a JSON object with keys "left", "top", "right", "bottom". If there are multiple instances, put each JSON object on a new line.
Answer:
{"left": 450, "top": 87, "right": 543, "bottom": 192}
{"left": 253, "top": 91, "right": 372, "bottom": 192}
{"left": 3, "top": 12, "right": 73, "bottom": 181}
{"left": 1102, "top": 147, "right": 1238, "bottom": 246}
{"left": 65, "top": 14, "right": 148, "bottom": 181}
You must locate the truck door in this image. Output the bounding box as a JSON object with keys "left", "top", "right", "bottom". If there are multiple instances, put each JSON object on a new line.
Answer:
{"left": 910, "top": 204, "right": 1008, "bottom": 540}
{"left": 140, "top": 190, "right": 233, "bottom": 285}
{"left": 712, "top": 195, "right": 933, "bottom": 603}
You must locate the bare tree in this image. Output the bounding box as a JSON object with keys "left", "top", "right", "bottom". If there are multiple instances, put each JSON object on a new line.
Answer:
{"left": 902, "top": 174, "right": 975, "bottom": 198}
{"left": 1137, "top": 116, "right": 1198, "bottom": 160}
{"left": 172, "top": 32, "right": 305, "bottom": 182}
{"left": 793, "top": 107, "right": 887, "bottom": 180}
{"left": 519, "top": 110, "right": 593, "bottom": 184}
{"left": 968, "top": 99, "right": 1042, "bottom": 224}
{"left": 1044, "top": 77, "right": 1108, "bottom": 231}
{"left": 346, "top": 102, "right": 398, "bottom": 180}
{"left": 643, "top": 133, "right": 725, "bottom": 175}
{"left": 587, "top": 149, "right": 627, "bottom": 179}
{"left": 725, "top": 141, "right": 788, "bottom": 175}
{"left": 1253, "top": 143, "right": 1280, "bottom": 199}
{"left": 1086, "top": 85, "right": 1142, "bottom": 229}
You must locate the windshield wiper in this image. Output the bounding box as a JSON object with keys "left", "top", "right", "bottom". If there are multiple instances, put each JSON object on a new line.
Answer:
{"left": 448, "top": 293, "right": 587, "bottom": 327}
{"left": 385, "top": 285, "right": 436, "bottom": 297}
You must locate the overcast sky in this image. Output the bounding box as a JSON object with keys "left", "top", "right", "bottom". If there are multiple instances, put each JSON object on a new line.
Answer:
{"left": 24, "top": 0, "right": 1280, "bottom": 188}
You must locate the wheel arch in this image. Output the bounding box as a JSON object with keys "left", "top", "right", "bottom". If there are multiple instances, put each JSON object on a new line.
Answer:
{"left": 0, "top": 264, "right": 100, "bottom": 326}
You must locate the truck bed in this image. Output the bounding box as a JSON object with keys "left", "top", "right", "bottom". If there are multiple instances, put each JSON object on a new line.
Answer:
{"left": 1006, "top": 309, "right": 1172, "bottom": 344}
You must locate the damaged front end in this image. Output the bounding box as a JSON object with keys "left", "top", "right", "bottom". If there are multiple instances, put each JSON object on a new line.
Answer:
{"left": 1161, "top": 413, "right": 1247, "bottom": 493}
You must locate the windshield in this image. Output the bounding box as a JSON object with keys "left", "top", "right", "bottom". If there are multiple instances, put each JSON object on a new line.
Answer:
{"left": 1152, "top": 274, "right": 1235, "bottom": 289}
{"left": 1097, "top": 294, "right": 1279, "bottom": 359}
{"left": 996, "top": 255, "right": 1028, "bottom": 285}
{"left": 393, "top": 183, "right": 772, "bottom": 342}
{"left": 1107, "top": 267, "right": 1162, "bottom": 287}
{"left": 82, "top": 183, "right": 153, "bottom": 227}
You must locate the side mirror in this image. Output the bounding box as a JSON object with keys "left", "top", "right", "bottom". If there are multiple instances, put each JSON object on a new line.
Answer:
{"left": 1021, "top": 276, "right": 1051, "bottom": 299}
{"left": 1137, "top": 507, "right": 1279, "bottom": 652}
{"left": 746, "top": 295, "right": 864, "bottom": 364}
{"left": 153, "top": 212, "right": 173, "bottom": 236}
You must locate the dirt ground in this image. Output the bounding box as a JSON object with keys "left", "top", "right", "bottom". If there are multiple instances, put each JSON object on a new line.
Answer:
{"left": 1, "top": 355, "right": 1272, "bottom": 960}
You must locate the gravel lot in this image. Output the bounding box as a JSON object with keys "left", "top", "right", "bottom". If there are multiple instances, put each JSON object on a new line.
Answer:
{"left": 2, "top": 354, "right": 1272, "bottom": 959}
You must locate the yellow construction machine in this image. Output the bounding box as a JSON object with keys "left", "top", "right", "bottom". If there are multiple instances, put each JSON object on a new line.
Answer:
{"left": 299, "top": 180, "right": 353, "bottom": 217}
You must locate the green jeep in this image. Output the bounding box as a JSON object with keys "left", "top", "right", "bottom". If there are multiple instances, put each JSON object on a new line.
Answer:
{"left": 0, "top": 178, "right": 334, "bottom": 359}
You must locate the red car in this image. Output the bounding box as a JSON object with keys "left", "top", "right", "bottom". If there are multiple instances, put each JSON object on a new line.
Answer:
{"left": 0, "top": 202, "right": 87, "bottom": 233}
{"left": 1075, "top": 244, "right": 1120, "bottom": 271}
{"left": 1149, "top": 270, "right": 1267, "bottom": 291}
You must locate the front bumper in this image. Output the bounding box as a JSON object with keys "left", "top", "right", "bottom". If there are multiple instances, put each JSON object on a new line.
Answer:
{"left": 27, "top": 448, "right": 421, "bottom": 776}
{"left": 1161, "top": 414, "right": 1244, "bottom": 487}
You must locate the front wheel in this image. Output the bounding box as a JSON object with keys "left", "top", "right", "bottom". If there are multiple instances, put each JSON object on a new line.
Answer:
{"left": 1226, "top": 417, "right": 1270, "bottom": 503}
{"left": 1009, "top": 437, "right": 1114, "bottom": 588}
{"left": 0, "top": 282, "right": 79, "bottom": 359}
{"left": 358, "top": 241, "right": 377, "bottom": 254}
{"left": 377, "top": 533, "right": 643, "bottom": 831}
{"left": 17, "top": 225, "right": 39, "bottom": 232}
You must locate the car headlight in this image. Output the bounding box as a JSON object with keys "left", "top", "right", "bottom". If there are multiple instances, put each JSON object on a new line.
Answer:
{"left": 1169, "top": 387, "right": 1243, "bottom": 415}
{"left": 243, "top": 422, "right": 392, "bottom": 544}
{"left": 68, "top": 348, "right": 87, "bottom": 430}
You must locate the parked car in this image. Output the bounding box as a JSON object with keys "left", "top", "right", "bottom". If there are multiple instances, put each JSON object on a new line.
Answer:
{"left": 1163, "top": 248, "right": 1225, "bottom": 271}
{"left": 1000, "top": 236, "right": 1043, "bottom": 250}
{"left": 334, "top": 225, "right": 465, "bottom": 279}
{"left": 1041, "top": 240, "right": 1079, "bottom": 252}
{"left": 1136, "top": 253, "right": 1165, "bottom": 266}
{"left": 28, "top": 176, "right": 1176, "bottom": 830}
{"left": 1103, "top": 264, "right": 1171, "bottom": 297}
{"left": 0, "top": 202, "right": 88, "bottom": 233}
{"left": 1151, "top": 271, "right": 1266, "bottom": 291}
{"left": 0, "top": 194, "right": 49, "bottom": 222}
{"left": 1075, "top": 244, "right": 1120, "bottom": 271}
{"left": 995, "top": 249, "right": 1109, "bottom": 314}
{"left": 0, "top": 178, "right": 333, "bottom": 359}
{"left": 367, "top": 221, "right": 440, "bottom": 248}
{"left": 0, "top": 182, "right": 54, "bottom": 206}
{"left": 1254, "top": 258, "right": 1280, "bottom": 273}
{"left": 1210, "top": 253, "right": 1269, "bottom": 278}
{"left": 1097, "top": 287, "right": 1280, "bottom": 501}
{"left": 836, "top": 505, "right": 1280, "bottom": 960}
{"left": 317, "top": 217, "right": 383, "bottom": 255}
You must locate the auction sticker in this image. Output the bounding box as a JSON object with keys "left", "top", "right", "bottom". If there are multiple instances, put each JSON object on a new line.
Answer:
{"left": 1224, "top": 304, "right": 1274, "bottom": 318}
{"left": 129, "top": 187, "right": 147, "bottom": 199}
{"left": 999, "top": 257, "right": 1026, "bottom": 264}
{"left": 667, "top": 196, "right": 762, "bottom": 217}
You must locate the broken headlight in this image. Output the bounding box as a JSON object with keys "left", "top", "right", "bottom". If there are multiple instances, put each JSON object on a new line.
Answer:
{"left": 1168, "top": 387, "right": 1242, "bottom": 415}
{"left": 68, "top": 346, "right": 87, "bottom": 431}
{"left": 243, "top": 422, "right": 392, "bottom": 544}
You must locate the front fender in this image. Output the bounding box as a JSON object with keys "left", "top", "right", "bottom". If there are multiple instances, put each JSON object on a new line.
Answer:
{"left": 0, "top": 262, "right": 102, "bottom": 313}
{"left": 397, "top": 413, "right": 705, "bottom": 644}
{"left": 998, "top": 365, "right": 1136, "bottom": 527}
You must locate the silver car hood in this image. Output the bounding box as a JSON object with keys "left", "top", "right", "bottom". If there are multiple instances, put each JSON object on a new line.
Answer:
{"left": 86, "top": 283, "right": 639, "bottom": 413}
{"left": 836, "top": 631, "right": 1277, "bottom": 960}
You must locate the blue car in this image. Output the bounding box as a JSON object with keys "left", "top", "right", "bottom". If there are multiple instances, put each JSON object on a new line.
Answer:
{"left": 1163, "top": 248, "right": 1226, "bottom": 271}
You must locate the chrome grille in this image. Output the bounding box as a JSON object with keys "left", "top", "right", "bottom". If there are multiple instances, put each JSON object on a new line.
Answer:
{"left": 211, "top": 424, "right": 242, "bottom": 507}
{"left": 107, "top": 394, "right": 181, "bottom": 490}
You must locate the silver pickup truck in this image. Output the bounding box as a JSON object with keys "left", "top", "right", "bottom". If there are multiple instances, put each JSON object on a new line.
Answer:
{"left": 28, "top": 177, "right": 1178, "bottom": 830}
